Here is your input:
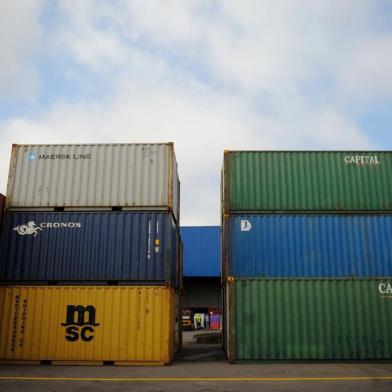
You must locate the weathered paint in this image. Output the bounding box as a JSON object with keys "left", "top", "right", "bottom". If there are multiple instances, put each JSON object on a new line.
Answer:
{"left": 227, "top": 279, "right": 392, "bottom": 361}
{"left": 0, "top": 286, "right": 179, "bottom": 364}
{"left": 0, "top": 194, "right": 4, "bottom": 227}
{"left": 180, "top": 226, "right": 220, "bottom": 277}
{"left": 0, "top": 211, "right": 180, "bottom": 286}
{"left": 223, "top": 151, "right": 392, "bottom": 212}
{"left": 223, "top": 214, "right": 392, "bottom": 279}
{"left": 6, "top": 143, "right": 180, "bottom": 223}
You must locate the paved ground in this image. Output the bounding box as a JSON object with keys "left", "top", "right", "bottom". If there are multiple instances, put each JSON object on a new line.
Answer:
{"left": 182, "top": 329, "right": 205, "bottom": 343}
{"left": 0, "top": 332, "right": 391, "bottom": 391}
{"left": 182, "top": 329, "right": 222, "bottom": 344}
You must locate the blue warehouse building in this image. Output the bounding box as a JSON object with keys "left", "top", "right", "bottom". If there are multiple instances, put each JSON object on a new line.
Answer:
{"left": 180, "top": 226, "right": 221, "bottom": 314}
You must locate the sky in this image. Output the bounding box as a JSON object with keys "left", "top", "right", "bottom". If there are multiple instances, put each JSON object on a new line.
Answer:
{"left": 0, "top": 1, "right": 392, "bottom": 225}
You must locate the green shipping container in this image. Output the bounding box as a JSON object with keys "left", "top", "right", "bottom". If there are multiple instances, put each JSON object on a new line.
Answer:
{"left": 222, "top": 151, "right": 392, "bottom": 212}
{"left": 226, "top": 279, "right": 392, "bottom": 361}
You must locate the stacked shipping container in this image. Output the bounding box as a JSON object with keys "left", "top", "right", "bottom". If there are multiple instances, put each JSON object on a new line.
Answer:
{"left": 222, "top": 151, "right": 392, "bottom": 361}
{"left": 0, "top": 194, "right": 4, "bottom": 230}
{"left": 0, "top": 194, "right": 4, "bottom": 271}
{"left": 0, "top": 143, "right": 181, "bottom": 365}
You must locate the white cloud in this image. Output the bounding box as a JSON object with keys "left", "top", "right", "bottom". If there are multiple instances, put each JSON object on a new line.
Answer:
{"left": 0, "top": 0, "right": 44, "bottom": 100}
{"left": 336, "top": 36, "right": 392, "bottom": 103}
{"left": 53, "top": 1, "right": 129, "bottom": 72}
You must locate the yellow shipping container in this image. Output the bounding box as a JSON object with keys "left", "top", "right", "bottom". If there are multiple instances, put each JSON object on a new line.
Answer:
{"left": 0, "top": 286, "right": 180, "bottom": 365}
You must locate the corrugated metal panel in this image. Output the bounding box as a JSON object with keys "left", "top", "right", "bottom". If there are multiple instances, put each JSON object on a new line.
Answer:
{"left": 224, "top": 214, "right": 392, "bottom": 279}
{"left": 0, "top": 194, "right": 4, "bottom": 227}
{"left": 223, "top": 151, "right": 392, "bottom": 212}
{"left": 229, "top": 279, "right": 392, "bottom": 361}
{"left": 223, "top": 285, "right": 229, "bottom": 354}
{"left": 180, "top": 226, "right": 220, "bottom": 277}
{"left": 171, "top": 149, "right": 180, "bottom": 225}
{"left": 224, "top": 283, "right": 235, "bottom": 361}
{"left": 6, "top": 143, "right": 180, "bottom": 223}
{"left": 0, "top": 286, "right": 179, "bottom": 364}
{"left": 0, "top": 211, "right": 180, "bottom": 285}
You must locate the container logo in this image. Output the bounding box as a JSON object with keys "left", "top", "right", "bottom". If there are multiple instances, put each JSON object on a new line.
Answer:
{"left": 240, "top": 220, "right": 252, "bottom": 231}
{"left": 28, "top": 153, "right": 92, "bottom": 160}
{"left": 13, "top": 221, "right": 42, "bottom": 237}
{"left": 13, "top": 221, "right": 82, "bottom": 237}
{"left": 378, "top": 282, "right": 392, "bottom": 299}
{"left": 344, "top": 155, "right": 380, "bottom": 166}
{"left": 61, "top": 305, "right": 100, "bottom": 342}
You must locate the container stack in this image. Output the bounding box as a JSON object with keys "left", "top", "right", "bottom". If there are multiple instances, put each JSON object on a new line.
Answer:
{"left": 0, "top": 194, "right": 4, "bottom": 229}
{"left": 222, "top": 151, "right": 392, "bottom": 362}
{"left": 0, "top": 143, "right": 182, "bottom": 365}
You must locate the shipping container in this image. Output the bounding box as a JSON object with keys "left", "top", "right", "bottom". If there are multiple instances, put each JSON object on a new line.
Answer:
{"left": 181, "top": 226, "right": 220, "bottom": 277}
{"left": 222, "top": 214, "right": 392, "bottom": 280}
{"left": 222, "top": 151, "right": 392, "bottom": 213}
{"left": 0, "top": 286, "right": 180, "bottom": 365}
{"left": 0, "top": 194, "right": 4, "bottom": 227}
{"left": 6, "top": 143, "right": 180, "bottom": 223}
{"left": 226, "top": 279, "right": 392, "bottom": 361}
{"left": 0, "top": 211, "right": 181, "bottom": 286}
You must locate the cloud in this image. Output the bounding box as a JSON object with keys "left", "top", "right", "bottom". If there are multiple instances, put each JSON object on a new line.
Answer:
{"left": 336, "top": 36, "right": 392, "bottom": 103}
{"left": 0, "top": 0, "right": 44, "bottom": 100}
{"left": 0, "top": 0, "right": 388, "bottom": 224}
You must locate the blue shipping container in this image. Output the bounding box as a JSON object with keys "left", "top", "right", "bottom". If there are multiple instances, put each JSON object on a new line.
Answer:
{"left": 181, "top": 226, "right": 220, "bottom": 277}
{"left": 0, "top": 211, "right": 180, "bottom": 285}
{"left": 225, "top": 214, "right": 392, "bottom": 278}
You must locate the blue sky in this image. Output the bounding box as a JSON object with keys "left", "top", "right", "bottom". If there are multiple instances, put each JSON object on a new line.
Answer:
{"left": 0, "top": 1, "right": 392, "bottom": 225}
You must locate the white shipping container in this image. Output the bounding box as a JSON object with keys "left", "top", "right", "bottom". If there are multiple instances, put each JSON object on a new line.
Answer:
{"left": 6, "top": 143, "right": 180, "bottom": 223}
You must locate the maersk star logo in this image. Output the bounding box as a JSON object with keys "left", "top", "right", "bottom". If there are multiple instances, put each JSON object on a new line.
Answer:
{"left": 13, "top": 221, "right": 42, "bottom": 237}
{"left": 28, "top": 153, "right": 36, "bottom": 161}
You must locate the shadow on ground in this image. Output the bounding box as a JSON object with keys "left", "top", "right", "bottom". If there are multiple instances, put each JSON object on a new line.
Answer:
{"left": 177, "top": 331, "right": 226, "bottom": 362}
